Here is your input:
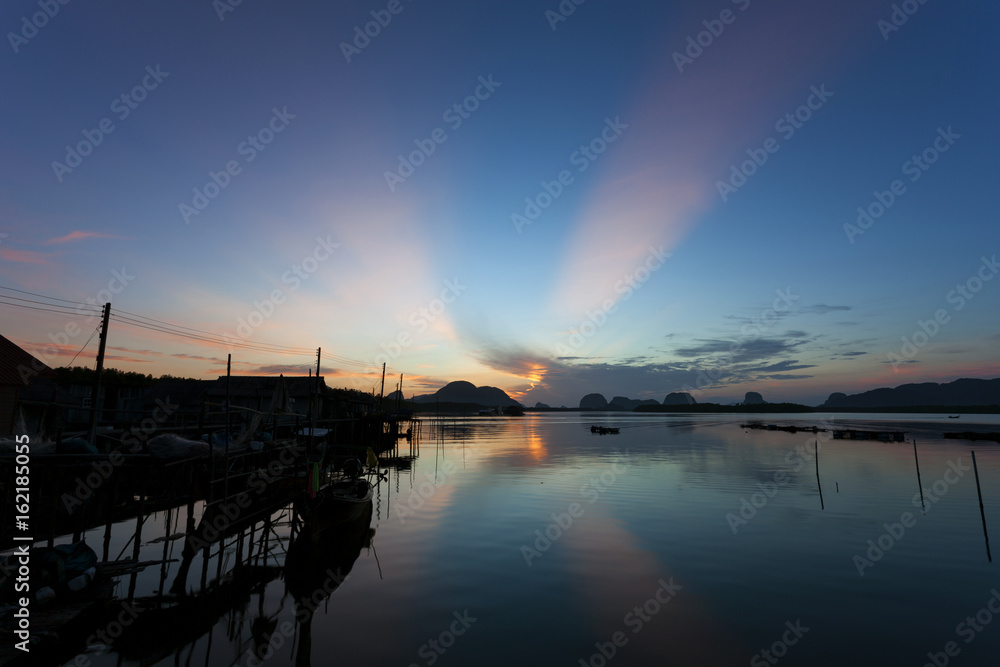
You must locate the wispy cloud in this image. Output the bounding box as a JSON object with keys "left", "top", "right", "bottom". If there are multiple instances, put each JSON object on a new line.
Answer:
{"left": 802, "top": 304, "right": 852, "bottom": 315}
{"left": 0, "top": 248, "right": 50, "bottom": 264}
{"left": 44, "top": 231, "right": 129, "bottom": 245}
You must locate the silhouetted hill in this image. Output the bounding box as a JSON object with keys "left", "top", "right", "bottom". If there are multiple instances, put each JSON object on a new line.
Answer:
{"left": 821, "top": 378, "right": 1000, "bottom": 408}
{"left": 582, "top": 394, "right": 660, "bottom": 410}
{"left": 744, "top": 392, "right": 766, "bottom": 405}
{"left": 580, "top": 393, "right": 608, "bottom": 410}
{"left": 636, "top": 402, "right": 812, "bottom": 413}
{"left": 413, "top": 381, "right": 519, "bottom": 407}
{"left": 663, "top": 392, "right": 697, "bottom": 405}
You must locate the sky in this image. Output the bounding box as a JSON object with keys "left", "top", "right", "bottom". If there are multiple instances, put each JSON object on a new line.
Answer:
{"left": 1, "top": 0, "right": 998, "bottom": 408}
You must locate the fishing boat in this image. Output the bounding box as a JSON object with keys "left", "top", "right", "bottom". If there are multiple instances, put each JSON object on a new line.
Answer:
{"left": 295, "top": 459, "right": 375, "bottom": 538}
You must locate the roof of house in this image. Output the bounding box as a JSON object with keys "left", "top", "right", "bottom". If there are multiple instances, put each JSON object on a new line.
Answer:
{"left": 0, "top": 334, "right": 53, "bottom": 386}
{"left": 142, "top": 378, "right": 214, "bottom": 407}
{"left": 204, "top": 375, "right": 328, "bottom": 398}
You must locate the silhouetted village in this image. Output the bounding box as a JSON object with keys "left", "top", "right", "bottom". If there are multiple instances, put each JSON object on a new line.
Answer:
{"left": 0, "top": 334, "right": 418, "bottom": 665}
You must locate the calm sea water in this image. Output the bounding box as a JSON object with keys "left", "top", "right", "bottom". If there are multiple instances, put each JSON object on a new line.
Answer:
{"left": 78, "top": 413, "right": 1000, "bottom": 667}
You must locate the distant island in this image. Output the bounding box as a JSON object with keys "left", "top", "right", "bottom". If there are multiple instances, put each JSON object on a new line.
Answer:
{"left": 407, "top": 381, "right": 520, "bottom": 408}
{"left": 821, "top": 378, "right": 1000, "bottom": 409}
{"left": 391, "top": 377, "right": 1000, "bottom": 415}
{"left": 627, "top": 378, "right": 1000, "bottom": 413}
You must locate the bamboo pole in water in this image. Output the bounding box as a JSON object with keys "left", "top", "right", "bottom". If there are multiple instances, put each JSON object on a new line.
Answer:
{"left": 913, "top": 439, "right": 926, "bottom": 513}
{"left": 815, "top": 440, "right": 824, "bottom": 510}
{"left": 972, "top": 450, "right": 992, "bottom": 563}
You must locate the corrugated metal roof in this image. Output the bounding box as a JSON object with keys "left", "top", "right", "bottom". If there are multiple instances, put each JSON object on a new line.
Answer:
{"left": 0, "top": 334, "right": 52, "bottom": 386}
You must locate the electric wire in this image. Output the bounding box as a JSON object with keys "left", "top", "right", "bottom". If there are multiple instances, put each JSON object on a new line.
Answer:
{"left": 67, "top": 325, "right": 101, "bottom": 366}
{"left": 2, "top": 285, "right": 390, "bottom": 373}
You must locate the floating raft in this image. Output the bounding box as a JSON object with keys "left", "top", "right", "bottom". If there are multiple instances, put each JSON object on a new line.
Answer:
{"left": 739, "top": 423, "right": 906, "bottom": 441}
{"left": 740, "top": 423, "right": 825, "bottom": 434}
{"left": 590, "top": 426, "right": 620, "bottom": 435}
{"left": 831, "top": 429, "right": 905, "bottom": 442}
{"left": 943, "top": 431, "right": 1000, "bottom": 443}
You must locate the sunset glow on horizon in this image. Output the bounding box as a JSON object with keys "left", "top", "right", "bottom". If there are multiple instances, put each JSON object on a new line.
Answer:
{"left": 1, "top": 0, "right": 997, "bottom": 408}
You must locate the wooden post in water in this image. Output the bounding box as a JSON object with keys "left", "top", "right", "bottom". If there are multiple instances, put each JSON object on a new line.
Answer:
{"left": 158, "top": 507, "right": 172, "bottom": 597}
{"left": 102, "top": 475, "right": 117, "bottom": 562}
{"left": 913, "top": 439, "right": 926, "bottom": 513}
{"left": 815, "top": 440, "right": 824, "bottom": 511}
{"left": 201, "top": 398, "right": 213, "bottom": 503}
{"left": 972, "top": 450, "right": 992, "bottom": 563}
{"left": 127, "top": 486, "right": 146, "bottom": 600}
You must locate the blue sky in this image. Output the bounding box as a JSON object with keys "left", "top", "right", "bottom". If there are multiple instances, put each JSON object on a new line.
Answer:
{"left": 1, "top": 0, "right": 997, "bottom": 407}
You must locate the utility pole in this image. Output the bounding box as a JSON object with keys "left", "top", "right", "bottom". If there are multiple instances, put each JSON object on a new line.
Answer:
{"left": 87, "top": 303, "right": 111, "bottom": 450}
{"left": 225, "top": 353, "right": 231, "bottom": 501}
{"left": 310, "top": 347, "right": 321, "bottom": 433}
{"left": 378, "top": 362, "right": 386, "bottom": 413}
{"left": 314, "top": 348, "right": 322, "bottom": 414}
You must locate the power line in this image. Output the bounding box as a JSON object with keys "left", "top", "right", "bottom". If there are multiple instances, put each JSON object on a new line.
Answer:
{"left": 112, "top": 307, "right": 314, "bottom": 352}
{"left": 0, "top": 284, "right": 90, "bottom": 306}
{"left": 67, "top": 325, "right": 101, "bottom": 366}
{"left": 110, "top": 314, "right": 316, "bottom": 357}
{"left": 1, "top": 284, "right": 390, "bottom": 373}
{"left": 0, "top": 298, "right": 83, "bottom": 317}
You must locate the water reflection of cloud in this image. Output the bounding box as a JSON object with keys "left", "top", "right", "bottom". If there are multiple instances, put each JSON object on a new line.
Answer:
{"left": 560, "top": 504, "right": 742, "bottom": 664}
